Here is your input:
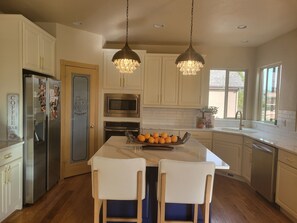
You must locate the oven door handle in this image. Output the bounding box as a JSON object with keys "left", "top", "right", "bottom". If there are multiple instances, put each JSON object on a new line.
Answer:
{"left": 105, "top": 128, "right": 126, "bottom": 132}
{"left": 104, "top": 128, "right": 139, "bottom": 133}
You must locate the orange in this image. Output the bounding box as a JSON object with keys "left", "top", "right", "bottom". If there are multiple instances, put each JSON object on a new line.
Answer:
{"left": 171, "top": 135, "right": 178, "bottom": 143}
{"left": 165, "top": 137, "right": 172, "bottom": 144}
{"left": 152, "top": 132, "right": 159, "bottom": 138}
{"left": 159, "top": 138, "right": 165, "bottom": 144}
{"left": 148, "top": 137, "right": 155, "bottom": 144}
{"left": 137, "top": 134, "right": 145, "bottom": 142}
{"left": 161, "top": 132, "right": 168, "bottom": 139}
{"left": 144, "top": 133, "right": 151, "bottom": 140}
{"left": 154, "top": 137, "right": 160, "bottom": 144}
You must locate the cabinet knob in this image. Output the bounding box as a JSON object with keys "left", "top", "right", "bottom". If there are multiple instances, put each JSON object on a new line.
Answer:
{"left": 4, "top": 153, "right": 12, "bottom": 159}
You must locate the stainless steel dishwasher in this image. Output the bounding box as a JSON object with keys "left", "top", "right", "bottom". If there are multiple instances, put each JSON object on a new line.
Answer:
{"left": 251, "top": 141, "right": 278, "bottom": 202}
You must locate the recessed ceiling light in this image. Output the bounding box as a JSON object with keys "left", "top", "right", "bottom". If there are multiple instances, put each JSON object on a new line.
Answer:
{"left": 237, "top": 25, "right": 247, "bottom": 29}
{"left": 153, "top": 24, "right": 165, "bottom": 29}
{"left": 73, "top": 21, "right": 83, "bottom": 26}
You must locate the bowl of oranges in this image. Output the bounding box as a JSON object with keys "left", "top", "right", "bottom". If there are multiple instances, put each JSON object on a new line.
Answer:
{"left": 132, "top": 131, "right": 191, "bottom": 146}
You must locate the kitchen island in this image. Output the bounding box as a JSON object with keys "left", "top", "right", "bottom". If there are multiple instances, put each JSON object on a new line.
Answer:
{"left": 88, "top": 136, "right": 229, "bottom": 223}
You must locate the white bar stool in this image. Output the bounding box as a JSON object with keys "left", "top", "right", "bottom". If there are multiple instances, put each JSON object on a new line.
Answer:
{"left": 157, "top": 159, "right": 215, "bottom": 223}
{"left": 92, "top": 156, "right": 146, "bottom": 223}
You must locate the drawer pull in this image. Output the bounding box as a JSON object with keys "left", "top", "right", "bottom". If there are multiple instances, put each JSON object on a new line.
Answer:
{"left": 4, "top": 153, "right": 12, "bottom": 159}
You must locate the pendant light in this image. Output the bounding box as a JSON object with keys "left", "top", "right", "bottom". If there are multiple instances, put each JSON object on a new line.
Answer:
{"left": 112, "top": 0, "right": 141, "bottom": 74}
{"left": 176, "top": 0, "right": 205, "bottom": 75}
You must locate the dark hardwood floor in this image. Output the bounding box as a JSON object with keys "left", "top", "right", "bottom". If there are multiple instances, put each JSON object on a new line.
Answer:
{"left": 3, "top": 174, "right": 292, "bottom": 223}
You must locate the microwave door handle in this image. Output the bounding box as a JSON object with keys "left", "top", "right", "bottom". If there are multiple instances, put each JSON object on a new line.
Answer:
{"left": 128, "top": 129, "right": 139, "bottom": 132}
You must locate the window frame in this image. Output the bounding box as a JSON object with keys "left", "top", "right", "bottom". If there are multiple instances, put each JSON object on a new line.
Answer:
{"left": 257, "top": 63, "right": 282, "bottom": 124}
{"left": 208, "top": 69, "right": 248, "bottom": 119}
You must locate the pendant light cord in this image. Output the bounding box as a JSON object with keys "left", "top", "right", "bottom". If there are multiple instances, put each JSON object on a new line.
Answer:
{"left": 126, "top": 0, "right": 129, "bottom": 43}
{"left": 189, "top": 0, "right": 194, "bottom": 46}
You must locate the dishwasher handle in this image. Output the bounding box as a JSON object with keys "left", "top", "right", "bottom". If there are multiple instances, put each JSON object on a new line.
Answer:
{"left": 252, "top": 143, "right": 273, "bottom": 154}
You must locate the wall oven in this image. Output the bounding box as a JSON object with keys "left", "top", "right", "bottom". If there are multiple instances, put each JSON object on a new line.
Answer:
{"left": 104, "top": 121, "right": 140, "bottom": 142}
{"left": 104, "top": 93, "right": 140, "bottom": 118}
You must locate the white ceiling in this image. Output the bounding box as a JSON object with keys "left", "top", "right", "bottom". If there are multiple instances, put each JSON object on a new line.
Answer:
{"left": 1, "top": 0, "right": 297, "bottom": 47}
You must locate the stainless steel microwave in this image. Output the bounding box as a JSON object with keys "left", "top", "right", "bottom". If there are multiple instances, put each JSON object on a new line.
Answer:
{"left": 104, "top": 93, "right": 140, "bottom": 118}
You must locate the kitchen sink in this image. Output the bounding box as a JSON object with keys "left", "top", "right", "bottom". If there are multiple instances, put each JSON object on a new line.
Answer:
{"left": 221, "top": 127, "right": 257, "bottom": 134}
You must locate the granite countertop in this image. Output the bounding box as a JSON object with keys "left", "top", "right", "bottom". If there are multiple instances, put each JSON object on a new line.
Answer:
{"left": 0, "top": 140, "right": 24, "bottom": 150}
{"left": 88, "top": 136, "right": 229, "bottom": 169}
{"left": 142, "top": 125, "right": 297, "bottom": 155}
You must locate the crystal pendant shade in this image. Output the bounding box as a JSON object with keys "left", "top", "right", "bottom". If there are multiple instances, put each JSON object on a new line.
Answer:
{"left": 176, "top": 0, "right": 205, "bottom": 75}
{"left": 176, "top": 44, "right": 205, "bottom": 75}
{"left": 112, "top": 0, "right": 141, "bottom": 74}
{"left": 112, "top": 43, "right": 141, "bottom": 73}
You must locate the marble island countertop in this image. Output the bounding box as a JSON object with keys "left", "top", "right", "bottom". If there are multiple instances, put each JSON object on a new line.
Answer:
{"left": 88, "top": 136, "right": 230, "bottom": 169}
{"left": 142, "top": 125, "right": 297, "bottom": 155}
{"left": 0, "top": 140, "right": 24, "bottom": 151}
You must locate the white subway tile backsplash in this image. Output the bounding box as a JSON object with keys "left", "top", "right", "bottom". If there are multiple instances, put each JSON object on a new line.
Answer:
{"left": 277, "top": 110, "right": 296, "bottom": 132}
{"left": 142, "top": 107, "right": 199, "bottom": 128}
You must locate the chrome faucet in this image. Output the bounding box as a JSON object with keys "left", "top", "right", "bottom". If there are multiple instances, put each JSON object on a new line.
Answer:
{"left": 235, "top": 111, "right": 244, "bottom": 130}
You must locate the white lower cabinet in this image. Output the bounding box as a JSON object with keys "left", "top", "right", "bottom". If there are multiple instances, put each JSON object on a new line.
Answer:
{"left": 241, "top": 137, "right": 252, "bottom": 182}
{"left": 276, "top": 150, "right": 297, "bottom": 220}
{"left": 181, "top": 130, "right": 212, "bottom": 150}
{"left": 212, "top": 132, "right": 243, "bottom": 175}
{"left": 0, "top": 143, "right": 23, "bottom": 222}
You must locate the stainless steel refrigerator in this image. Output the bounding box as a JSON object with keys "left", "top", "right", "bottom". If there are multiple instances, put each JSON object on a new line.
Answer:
{"left": 23, "top": 74, "right": 61, "bottom": 204}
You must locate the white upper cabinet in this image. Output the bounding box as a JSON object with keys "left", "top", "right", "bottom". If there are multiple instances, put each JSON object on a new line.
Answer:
{"left": 144, "top": 53, "right": 202, "bottom": 108}
{"left": 23, "top": 21, "right": 55, "bottom": 76}
{"left": 103, "top": 49, "right": 145, "bottom": 90}
{"left": 161, "top": 56, "right": 179, "bottom": 105}
{"left": 179, "top": 72, "right": 201, "bottom": 107}
{"left": 144, "top": 54, "right": 179, "bottom": 106}
{"left": 143, "top": 55, "right": 162, "bottom": 105}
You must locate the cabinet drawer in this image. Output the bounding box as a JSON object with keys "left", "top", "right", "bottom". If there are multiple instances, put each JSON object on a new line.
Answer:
{"left": 213, "top": 132, "right": 243, "bottom": 144}
{"left": 279, "top": 150, "right": 297, "bottom": 169}
{"left": 183, "top": 131, "right": 212, "bottom": 139}
{"left": 0, "top": 144, "right": 23, "bottom": 166}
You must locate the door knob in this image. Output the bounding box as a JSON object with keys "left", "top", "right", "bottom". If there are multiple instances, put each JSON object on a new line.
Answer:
{"left": 90, "top": 124, "right": 95, "bottom": 128}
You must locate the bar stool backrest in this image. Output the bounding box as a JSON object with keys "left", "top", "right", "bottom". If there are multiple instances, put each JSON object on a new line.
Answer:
{"left": 158, "top": 159, "right": 215, "bottom": 204}
{"left": 92, "top": 156, "right": 146, "bottom": 200}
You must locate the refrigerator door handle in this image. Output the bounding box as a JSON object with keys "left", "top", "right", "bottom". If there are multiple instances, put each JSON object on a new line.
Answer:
{"left": 34, "top": 131, "right": 40, "bottom": 142}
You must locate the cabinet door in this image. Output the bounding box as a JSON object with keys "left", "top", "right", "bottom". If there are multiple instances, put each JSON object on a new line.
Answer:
{"left": 103, "top": 50, "right": 143, "bottom": 90}
{"left": 143, "top": 56, "right": 162, "bottom": 105}
{"left": 103, "top": 51, "right": 121, "bottom": 89}
{"left": 6, "top": 158, "right": 22, "bottom": 214}
{"left": 23, "top": 23, "right": 40, "bottom": 72}
{"left": 0, "top": 165, "right": 6, "bottom": 220}
{"left": 213, "top": 140, "right": 242, "bottom": 175}
{"left": 179, "top": 72, "right": 201, "bottom": 107}
{"left": 276, "top": 162, "right": 297, "bottom": 219}
{"left": 40, "top": 34, "right": 55, "bottom": 76}
{"left": 124, "top": 52, "right": 144, "bottom": 90}
{"left": 161, "top": 56, "right": 179, "bottom": 105}
{"left": 242, "top": 146, "right": 252, "bottom": 182}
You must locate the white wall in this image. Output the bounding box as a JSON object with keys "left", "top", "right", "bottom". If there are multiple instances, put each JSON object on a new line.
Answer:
{"left": 55, "top": 24, "right": 103, "bottom": 79}
{"left": 0, "top": 15, "right": 23, "bottom": 140}
{"left": 256, "top": 29, "right": 297, "bottom": 112}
